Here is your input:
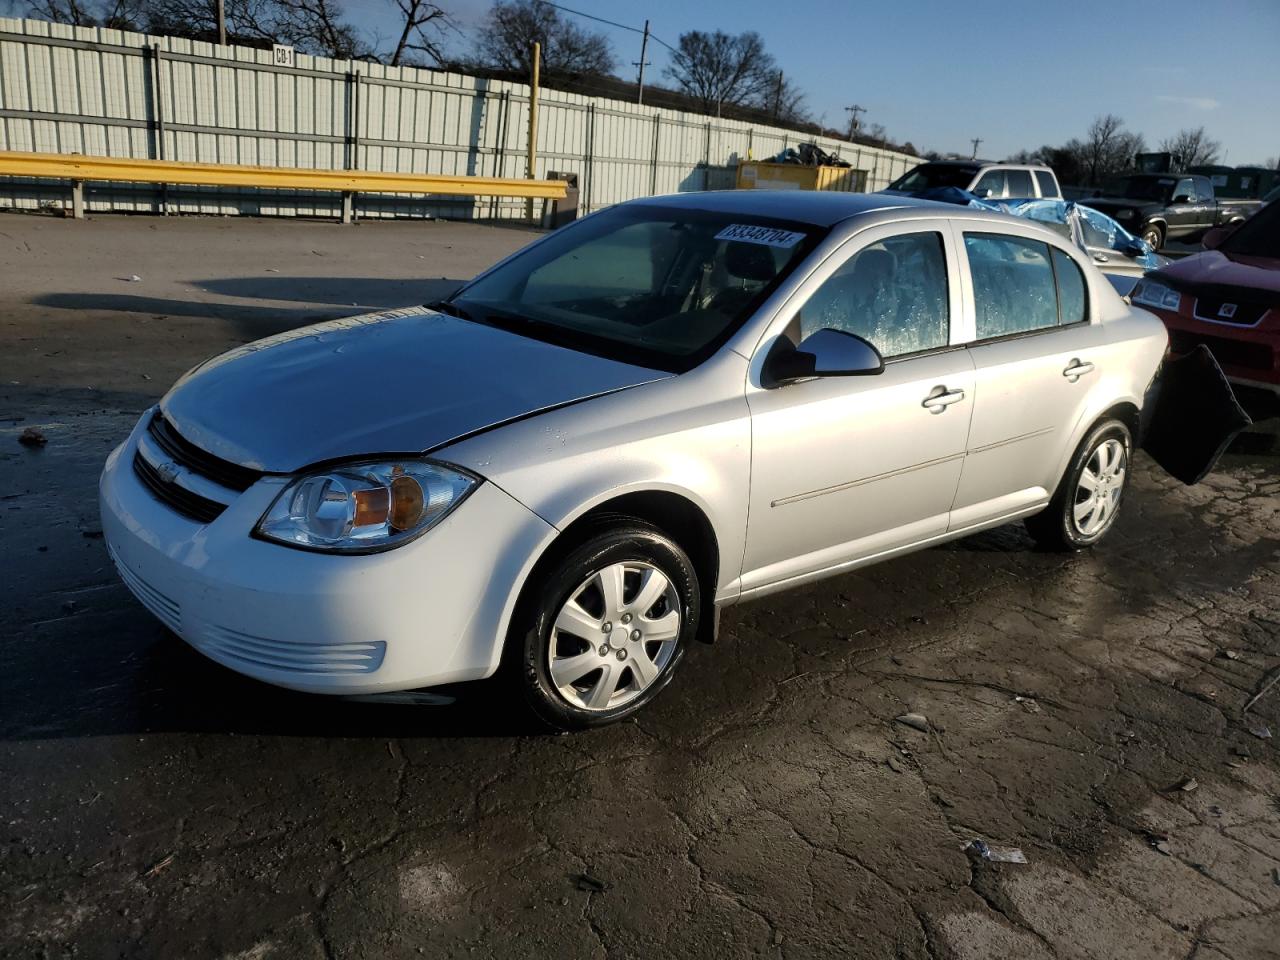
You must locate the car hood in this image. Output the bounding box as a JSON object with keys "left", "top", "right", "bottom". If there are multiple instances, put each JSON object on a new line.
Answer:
{"left": 160, "top": 306, "right": 670, "bottom": 473}
{"left": 1156, "top": 250, "right": 1280, "bottom": 301}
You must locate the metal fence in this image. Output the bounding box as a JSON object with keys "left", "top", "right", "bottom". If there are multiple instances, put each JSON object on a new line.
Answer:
{"left": 0, "top": 17, "right": 920, "bottom": 220}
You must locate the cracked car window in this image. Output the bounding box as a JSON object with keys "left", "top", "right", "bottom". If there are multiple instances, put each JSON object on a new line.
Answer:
{"left": 799, "top": 232, "right": 950, "bottom": 358}
{"left": 964, "top": 234, "right": 1059, "bottom": 339}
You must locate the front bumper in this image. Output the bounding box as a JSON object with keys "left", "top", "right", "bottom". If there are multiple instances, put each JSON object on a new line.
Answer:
{"left": 100, "top": 413, "right": 555, "bottom": 694}
{"left": 1145, "top": 304, "right": 1279, "bottom": 393}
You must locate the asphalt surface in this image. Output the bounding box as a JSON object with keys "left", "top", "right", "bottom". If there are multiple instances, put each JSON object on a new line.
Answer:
{"left": 2, "top": 213, "right": 1279, "bottom": 960}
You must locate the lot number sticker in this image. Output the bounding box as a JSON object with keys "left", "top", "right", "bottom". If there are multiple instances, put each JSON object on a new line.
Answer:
{"left": 715, "top": 224, "right": 806, "bottom": 248}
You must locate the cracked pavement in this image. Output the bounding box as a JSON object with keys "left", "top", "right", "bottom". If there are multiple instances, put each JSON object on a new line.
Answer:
{"left": 2, "top": 215, "right": 1279, "bottom": 960}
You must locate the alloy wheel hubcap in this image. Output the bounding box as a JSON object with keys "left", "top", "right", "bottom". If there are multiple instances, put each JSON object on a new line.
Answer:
{"left": 1073, "top": 438, "right": 1127, "bottom": 537}
{"left": 548, "top": 561, "right": 681, "bottom": 712}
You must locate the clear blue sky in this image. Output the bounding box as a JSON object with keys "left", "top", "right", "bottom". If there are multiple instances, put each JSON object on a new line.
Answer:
{"left": 355, "top": 0, "right": 1279, "bottom": 164}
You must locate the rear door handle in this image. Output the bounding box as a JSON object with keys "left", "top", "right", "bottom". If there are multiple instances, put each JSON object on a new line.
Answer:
{"left": 1063, "top": 359, "right": 1095, "bottom": 382}
{"left": 922, "top": 385, "right": 965, "bottom": 414}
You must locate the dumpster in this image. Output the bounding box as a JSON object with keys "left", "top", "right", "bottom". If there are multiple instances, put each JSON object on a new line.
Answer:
{"left": 736, "top": 161, "right": 866, "bottom": 193}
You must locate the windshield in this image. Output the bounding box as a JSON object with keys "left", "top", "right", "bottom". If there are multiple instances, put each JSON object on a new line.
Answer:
{"left": 1103, "top": 176, "right": 1175, "bottom": 201}
{"left": 1220, "top": 203, "right": 1280, "bottom": 259}
{"left": 887, "top": 163, "right": 978, "bottom": 192}
{"left": 450, "top": 206, "right": 821, "bottom": 371}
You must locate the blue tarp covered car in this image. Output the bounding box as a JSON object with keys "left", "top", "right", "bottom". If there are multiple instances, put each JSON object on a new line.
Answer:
{"left": 906, "top": 188, "right": 1170, "bottom": 287}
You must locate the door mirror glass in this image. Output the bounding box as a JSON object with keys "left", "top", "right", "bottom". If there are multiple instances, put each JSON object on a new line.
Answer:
{"left": 1173, "top": 194, "right": 1193, "bottom": 204}
{"left": 768, "top": 328, "right": 884, "bottom": 385}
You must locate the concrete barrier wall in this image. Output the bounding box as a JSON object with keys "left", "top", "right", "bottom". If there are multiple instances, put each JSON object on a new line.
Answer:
{"left": 0, "top": 17, "right": 919, "bottom": 220}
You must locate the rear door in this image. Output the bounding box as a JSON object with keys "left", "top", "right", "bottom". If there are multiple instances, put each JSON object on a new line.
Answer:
{"left": 949, "top": 228, "right": 1102, "bottom": 528}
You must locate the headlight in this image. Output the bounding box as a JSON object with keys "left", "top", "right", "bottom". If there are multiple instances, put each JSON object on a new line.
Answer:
{"left": 1131, "top": 279, "right": 1181, "bottom": 312}
{"left": 1116, "top": 208, "right": 1135, "bottom": 219}
{"left": 256, "top": 460, "right": 478, "bottom": 553}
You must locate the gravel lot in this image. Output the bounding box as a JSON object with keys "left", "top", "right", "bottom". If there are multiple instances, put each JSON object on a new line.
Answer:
{"left": 2, "top": 213, "right": 1278, "bottom": 960}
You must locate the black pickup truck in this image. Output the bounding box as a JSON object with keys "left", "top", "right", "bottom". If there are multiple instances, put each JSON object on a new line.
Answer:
{"left": 1083, "top": 174, "right": 1259, "bottom": 250}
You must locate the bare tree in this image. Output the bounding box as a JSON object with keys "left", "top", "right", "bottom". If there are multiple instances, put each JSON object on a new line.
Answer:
{"left": 756, "top": 69, "right": 808, "bottom": 125}
{"left": 664, "top": 30, "right": 775, "bottom": 117}
{"left": 1159, "top": 127, "right": 1221, "bottom": 169}
{"left": 26, "top": 0, "right": 97, "bottom": 24}
{"left": 386, "top": 0, "right": 451, "bottom": 67}
{"left": 473, "top": 0, "right": 614, "bottom": 77}
{"left": 1073, "top": 114, "right": 1145, "bottom": 185}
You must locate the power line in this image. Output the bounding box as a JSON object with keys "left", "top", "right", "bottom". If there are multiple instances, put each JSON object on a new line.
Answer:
{"left": 532, "top": 0, "right": 679, "bottom": 54}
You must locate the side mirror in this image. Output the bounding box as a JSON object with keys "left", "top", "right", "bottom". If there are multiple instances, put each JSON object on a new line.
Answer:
{"left": 1119, "top": 237, "right": 1148, "bottom": 258}
{"left": 766, "top": 328, "right": 884, "bottom": 385}
{"left": 1172, "top": 194, "right": 1193, "bottom": 204}
{"left": 972, "top": 187, "right": 993, "bottom": 199}
{"left": 1202, "top": 221, "right": 1240, "bottom": 250}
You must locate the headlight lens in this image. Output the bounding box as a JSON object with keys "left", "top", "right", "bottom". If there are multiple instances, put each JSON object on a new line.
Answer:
{"left": 1117, "top": 208, "right": 1135, "bottom": 219}
{"left": 256, "top": 460, "right": 478, "bottom": 552}
{"left": 1131, "top": 279, "right": 1181, "bottom": 311}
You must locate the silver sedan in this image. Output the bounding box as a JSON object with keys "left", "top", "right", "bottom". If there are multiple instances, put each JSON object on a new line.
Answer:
{"left": 102, "top": 192, "right": 1183, "bottom": 729}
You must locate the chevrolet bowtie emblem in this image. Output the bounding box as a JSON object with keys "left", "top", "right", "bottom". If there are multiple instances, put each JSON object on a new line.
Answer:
{"left": 1218, "top": 303, "right": 1238, "bottom": 319}
{"left": 156, "top": 461, "right": 180, "bottom": 484}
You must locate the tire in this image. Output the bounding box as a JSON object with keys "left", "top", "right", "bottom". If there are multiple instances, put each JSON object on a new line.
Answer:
{"left": 1140, "top": 223, "right": 1164, "bottom": 251}
{"left": 513, "top": 522, "right": 700, "bottom": 730}
{"left": 1025, "top": 419, "right": 1132, "bottom": 551}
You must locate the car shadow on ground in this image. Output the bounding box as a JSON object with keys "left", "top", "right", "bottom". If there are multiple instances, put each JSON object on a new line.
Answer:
{"left": 192, "top": 276, "right": 464, "bottom": 307}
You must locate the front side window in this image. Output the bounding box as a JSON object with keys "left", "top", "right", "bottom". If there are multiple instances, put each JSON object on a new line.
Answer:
{"left": 1173, "top": 179, "right": 1195, "bottom": 202}
{"left": 1194, "top": 177, "right": 1214, "bottom": 202}
{"left": 453, "top": 207, "right": 820, "bottom": 371}
{"left": 964, "top": 234, "right": 1059, "bottom": 338}
{"left": 799, "top": 232, "right": 950, "bottom": 358}
{"left": 887, "top": 163, "right": 978, "bottom": 192}
{"left": 973, "top": 170, "right": 1007, "bottom": 198}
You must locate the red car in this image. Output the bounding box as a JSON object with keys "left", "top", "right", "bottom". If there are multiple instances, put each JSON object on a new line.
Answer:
{"left": 1131, "top": 202, "right": 1279, "bottom": 411}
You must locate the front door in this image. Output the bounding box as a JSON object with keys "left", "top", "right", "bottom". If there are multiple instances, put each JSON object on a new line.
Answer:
{"left": 741, "top": 224, "right": 975, "bottom": 594}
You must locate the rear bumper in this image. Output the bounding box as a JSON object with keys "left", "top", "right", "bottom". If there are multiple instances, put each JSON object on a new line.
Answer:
{"left": 99, "top": 414, "right": 555, "bottom": 694}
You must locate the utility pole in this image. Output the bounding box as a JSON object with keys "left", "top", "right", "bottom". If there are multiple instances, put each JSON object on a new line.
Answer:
{"left": 772, "top": 70, "right": 783, "bottom": 120}
{"left": 970, "top": 137, "right": 983, "bottom": 159}
{"left": 526, "top": 41, "right": 540, "bottom": 221}
{"left": 844, "top": 104, "right": 865, "bottom": 141}
{"left": 633, "top": 20, "right": 651, "bottom": 105}
{"left": 216, "top": 0, "right": 226, "bottom": 45}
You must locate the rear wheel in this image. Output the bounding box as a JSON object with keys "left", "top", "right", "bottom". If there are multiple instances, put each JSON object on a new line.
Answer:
{"left": 514, "top": 523, "right": 699, "bottom": 730}
{"left": 1026, "top": 419, "right": 1132, "bottom": 551}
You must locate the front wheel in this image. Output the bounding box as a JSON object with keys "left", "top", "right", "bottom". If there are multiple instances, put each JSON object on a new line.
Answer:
{"left": 1140, "top": 224, "right": 1164, "bottom": 250}
{"left": 1026, "top": 419, "right": 1132, "bottom": 551}
{"left": 514, "top": 523, "right": 700, "bottom": 730}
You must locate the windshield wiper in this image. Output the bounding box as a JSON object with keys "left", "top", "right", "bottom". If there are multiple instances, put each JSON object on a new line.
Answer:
{"left": 428, "top": 299, "right": 473, "bottom": 321}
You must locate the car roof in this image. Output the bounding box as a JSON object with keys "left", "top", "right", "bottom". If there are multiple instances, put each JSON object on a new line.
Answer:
{"left": 626, "top": 190, "right": 945, "bottom": 228}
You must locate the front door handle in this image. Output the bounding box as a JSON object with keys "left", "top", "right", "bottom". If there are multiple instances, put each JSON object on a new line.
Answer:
{"left": 1093, "top": 252, "right": 1109, "bottom": 263}
{"left": 1063, "top": 358, "right": 1095, "bottom": 382}
{"left": 922, "top": 385, "right": 965, "bottom": 414}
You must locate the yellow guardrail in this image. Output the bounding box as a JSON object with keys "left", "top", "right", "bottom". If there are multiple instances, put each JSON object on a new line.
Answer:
{"left": 0, "top": 150, "right": 566, "bottom": 221}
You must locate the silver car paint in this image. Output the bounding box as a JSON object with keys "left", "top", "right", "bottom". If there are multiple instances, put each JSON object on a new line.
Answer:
{"left": 160, "top": 306, "right": 669, "bottom": 472}
{"left": 442, "top": 204, "right": 1167, "bottom": 616}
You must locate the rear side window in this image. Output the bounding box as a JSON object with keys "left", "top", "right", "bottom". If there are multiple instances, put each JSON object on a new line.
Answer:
{"left": 1052, "top": 248, "right": 1087, "bottom": 324}
{"left": 964, "top": 234, "right": 1059, "bottom": 338}
{"left": 1004, "top": 169, "right": 1035, "bottom": 198}
{"left": 1035, "top": 170, "right": 1059, "bottom": 198}
{"left": 800, "top": 232, "right": 950, "bottom": 358}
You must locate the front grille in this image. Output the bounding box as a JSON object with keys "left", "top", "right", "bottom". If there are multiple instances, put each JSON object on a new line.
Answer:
{"left": 194, "top": 625, "right": 387, "bottom": 675}
{"left": 148, "top": 413, "right": 262, "bottom": 492}
{"left": 1169, "top": 331, "right": 1274, "bottom": 372}
{"left": 1192, "top": 298, "right": 1269, "bottom": 327}
{"left": 133, "top": 451, "right": 227, "bottom": 524}
{"left": 109, "top": 546, "right": 181, "bottom": 633}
